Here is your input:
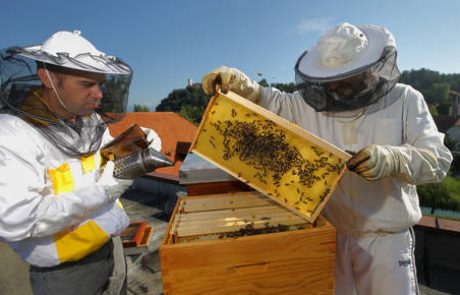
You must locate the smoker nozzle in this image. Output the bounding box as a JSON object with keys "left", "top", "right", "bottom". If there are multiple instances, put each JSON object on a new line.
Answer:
{"left": 113, "top": 148, "right": 174, "bottom": 179}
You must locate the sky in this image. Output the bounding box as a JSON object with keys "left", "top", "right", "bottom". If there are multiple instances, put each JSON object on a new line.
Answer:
{"left": 1, "top": 0, "right": 459, "bottom": 111}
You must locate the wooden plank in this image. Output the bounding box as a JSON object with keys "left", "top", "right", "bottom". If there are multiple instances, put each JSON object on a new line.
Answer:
{"left": 161, "top": 196, "right": 183, "bottom": 246}
{"left": 176, "top": 215, "right": 309, "bottom": 237}
{"left": 189, "top": 90, "right": 350, "bottom": 223}
{"left": 176, "top": 211, "right": 308, "bottom": 228}
{"left": 121, "top": 222, "right": 147, "bottom": 248}
{"left": 181, "top": 191, "right": 268, "bottom": 202}
{"left": 168, "top": 199, "right": 186, "bottom": 236}
{"left": 176, "top": 205, "right": 292, "bottom": 222}
{"left": 138, "top": 225, "right": 153, "bottom": 247}
{"left": 180, "top": 192, "right": 274, "bottom": 212}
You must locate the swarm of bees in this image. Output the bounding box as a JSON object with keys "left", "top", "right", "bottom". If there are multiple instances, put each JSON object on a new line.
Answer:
{"left": 220, "top": 222, "right": 307, "bottom": 239}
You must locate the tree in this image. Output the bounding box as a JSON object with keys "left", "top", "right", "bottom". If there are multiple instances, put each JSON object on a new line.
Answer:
{"left": 428, "top": 104, "right": 439, "bottom": 116}
{"left": 258, "top": 79, "right": 269, "bottom": 87}
{"left": 425, "top": 82, "right": 450, "bottom": 105}
{"left": 179, "top": 105, "right": 205, "bottom": 125}
{"left": 398, "top": 69, "right": 460, "bottom": 115}
{"left": 156, "top": 85, "right": 210, "bottom": 125}
{"left": 417, "top": 176, "right": 460, "bottom": 213}
{"left": 270, "top": 82, "right": 297, "bottom": 93}
{"left": 133, "top": 104, "right": 150, "bottom": 112}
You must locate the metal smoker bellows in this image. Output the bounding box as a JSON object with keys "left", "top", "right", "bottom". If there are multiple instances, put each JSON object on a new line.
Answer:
{"left": 113, "top": 147, "right": 174, "bottom": 179}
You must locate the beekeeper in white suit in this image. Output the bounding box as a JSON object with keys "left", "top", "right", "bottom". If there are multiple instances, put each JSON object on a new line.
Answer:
{"left": 202, "top": 22, "right": 452, "bottom": 294}
{"left": 0, "top": 31, "right": 161, "bottom": 294}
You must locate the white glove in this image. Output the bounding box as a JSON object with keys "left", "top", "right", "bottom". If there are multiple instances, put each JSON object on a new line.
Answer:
{"left": 140, "top": 126, "right": 162, "bottom": 151}
{"left": 346, "top": 145, "right": 403, "bottom": 181}
{"left": 98, "top": 161, "right": 133, "bottom": 200}
{"left": 201, "top": 66, "right": 261, "bottom": 102}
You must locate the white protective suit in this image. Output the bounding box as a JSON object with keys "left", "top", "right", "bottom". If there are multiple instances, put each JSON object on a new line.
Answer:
{"left": 257, "top": 83, "right": 452, "bottom": 294}
{"left": 0, "top": 113, "right": 129, "bottom": 267}
{"left": 200, "top": 21, "right": 452, "bottom": 294}
{"left": 259, "top": 83, "right": 451, "bottom": 234}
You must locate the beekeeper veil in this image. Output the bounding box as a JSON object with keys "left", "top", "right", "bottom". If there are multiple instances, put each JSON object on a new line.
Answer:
{"left": 0, "top": 30, "right": 133, "bottom": 156}
{"left": 294, "top": 23, "right": 400, "bottom": 113}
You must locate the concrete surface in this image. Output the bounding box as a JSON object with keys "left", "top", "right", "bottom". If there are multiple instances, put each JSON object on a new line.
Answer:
{"left": 0, "top": 242, "right": 32, "bottom": 295}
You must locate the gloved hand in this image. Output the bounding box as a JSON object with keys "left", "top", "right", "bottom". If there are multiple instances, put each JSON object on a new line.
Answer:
{"left": 201, "top": 66, "right": 261, "bottom": 102}
{"left": 140, "top": 126, "right": 162, "bottom": 151}
{"left": 98, "top": 161, "right": 133, "bottom": 201}
{"left": 346, "top": 145, "right": 402, "bottom": 181}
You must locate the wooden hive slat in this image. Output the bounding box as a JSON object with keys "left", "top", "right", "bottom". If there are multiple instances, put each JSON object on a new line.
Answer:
{"left": 180, "top": 191, "right": 274, "bottom": 212}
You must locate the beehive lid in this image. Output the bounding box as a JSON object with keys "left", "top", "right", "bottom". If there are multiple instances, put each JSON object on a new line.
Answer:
{"left": 179, "top": 153, "right": 237, "bottom": 184}
{"left": 190, "top": 90, "right": 351, "bottom": 223}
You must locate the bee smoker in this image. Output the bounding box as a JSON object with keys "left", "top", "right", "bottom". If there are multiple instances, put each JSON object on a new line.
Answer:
{"left": 113, "top": 147, "right": 174, "bottom": 179}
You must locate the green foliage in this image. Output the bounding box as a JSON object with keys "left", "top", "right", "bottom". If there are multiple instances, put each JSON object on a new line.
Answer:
{"left": 179, "top": 105, "right": 205, "bottom": 125}
{"left": 437, "top": 103, "right": 451, "bottom": 115}
{"left": 424, "top": 82, "right": 450, "bottom": 104}
{"left": 417, "top": 176, "right": 460, "bottom": 212}
{"left": 428, "top": 104, "right": 439, "bottom": 116}
{"left": 258, "top": 79, "right": 269, "bottom": 87}
{"left": 133, "top": 104, "right": 150, "bottom": 112}
{"left": 156, "top": 85, "right": 210, "bottom": 124}
{"left": 270, "top": 82, "right": 297, "bottom": 93}
{"left": 399, "top": 69, "right": 460, "bottom": 115}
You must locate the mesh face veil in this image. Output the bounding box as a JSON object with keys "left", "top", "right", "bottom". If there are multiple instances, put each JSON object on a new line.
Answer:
{"left": 293, "top": 23, "right": 401, "bottom": 113}
{"left": 0, "top": 31, "right": 133, "bottom": 156}
{"left": 294, "top": 46, "right": 400, "bottom": 112}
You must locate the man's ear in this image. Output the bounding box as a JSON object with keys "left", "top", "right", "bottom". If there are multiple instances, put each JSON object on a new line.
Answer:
{"left": 37, "top": 68, "right": 54, "bottom": 89}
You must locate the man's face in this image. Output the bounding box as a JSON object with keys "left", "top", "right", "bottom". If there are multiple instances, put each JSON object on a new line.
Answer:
{"left": 44, "top": 69, "right": 106, "bottom": 118}
{"left": 323, "top": 73, "right": 369, "bottom": 100}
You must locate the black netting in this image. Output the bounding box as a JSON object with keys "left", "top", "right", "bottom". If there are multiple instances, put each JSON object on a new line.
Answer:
{"left": 294, "top": 46, "right": 400, "bottom": 112}
{"left": 0, "top": 47, "right": 133, "bottom": 156}
{"left": 1, "top": 47, "right": 132, "bottom": 126}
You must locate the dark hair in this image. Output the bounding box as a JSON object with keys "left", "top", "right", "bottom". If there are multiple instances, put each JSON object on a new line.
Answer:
{"left": 36, "top": 62, "right": 74, "bottom": 75}
{"left": 37, "top": 62, "right": 73, "bottom": 86}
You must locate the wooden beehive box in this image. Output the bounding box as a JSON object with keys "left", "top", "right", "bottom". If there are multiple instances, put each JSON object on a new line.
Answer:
{"left": 160, "top": 191, "right": 336, "bottom": 294}
{"left": 190, "top": 90, "right": 350, "bottom": 222}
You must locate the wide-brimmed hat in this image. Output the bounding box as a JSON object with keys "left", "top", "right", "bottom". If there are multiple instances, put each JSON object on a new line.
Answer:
{"left": 297, "top": 22, "right": 396, "bottom": 79}
{"left": 18, "top": 30, "right": 131, "bottom": 75}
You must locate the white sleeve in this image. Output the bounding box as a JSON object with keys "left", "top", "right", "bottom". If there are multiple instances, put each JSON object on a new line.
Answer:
{"left": 258, "top": 86, "right": 315, "bottom": 125}
{"left": 0, "top": 130, "right": 109, "bottom": 242}
{"left": 397, "top": 87, "right": 452, "bottom": 184}
{"left": 101, "top": 126, "right": 115, "bottom": 147}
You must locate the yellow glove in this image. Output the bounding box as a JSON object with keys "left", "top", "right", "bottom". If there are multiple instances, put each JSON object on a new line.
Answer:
{"left": 201, "top": 66, "right": 261, "bottom": 102}
{"left": 346, "top": 145, "right": 400, "bottom": 181}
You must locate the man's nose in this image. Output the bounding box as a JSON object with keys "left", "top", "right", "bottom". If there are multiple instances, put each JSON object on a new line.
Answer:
{"left": 91, "top": 85, "right": 103, "bottom": 99}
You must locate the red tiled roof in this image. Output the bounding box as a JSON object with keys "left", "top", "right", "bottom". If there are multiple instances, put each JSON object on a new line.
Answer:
{"left": 109, "top": 112, "right": 197, "bottom": 181}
